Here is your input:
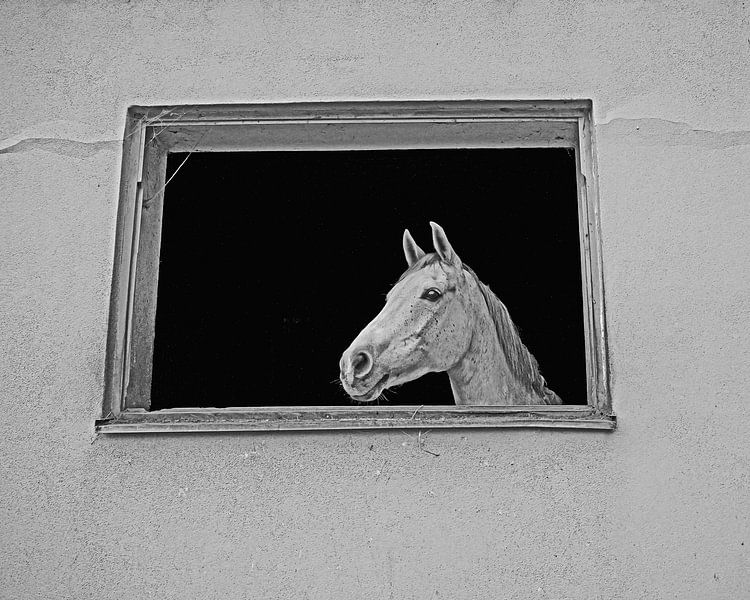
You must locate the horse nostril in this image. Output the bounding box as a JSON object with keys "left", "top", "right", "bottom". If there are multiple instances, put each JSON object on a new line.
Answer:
{"left": 351, "top": 350, "right": 373, "bottom": 379}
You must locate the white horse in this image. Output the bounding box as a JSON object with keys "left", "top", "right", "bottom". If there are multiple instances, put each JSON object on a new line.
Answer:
{"left": 339, "top": 222, "right": 561, "bottom": 405}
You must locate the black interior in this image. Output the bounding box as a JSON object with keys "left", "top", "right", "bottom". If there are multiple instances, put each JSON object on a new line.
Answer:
{"left": 150, "top": 149, "right": 586, "bottom": 408}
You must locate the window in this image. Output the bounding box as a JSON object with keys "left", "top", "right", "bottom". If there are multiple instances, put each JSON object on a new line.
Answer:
{"left": 99, "top": 101, "right": 614, "bottom": 432}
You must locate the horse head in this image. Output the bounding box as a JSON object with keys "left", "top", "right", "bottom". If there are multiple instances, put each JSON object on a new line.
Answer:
{"left": 339, "top": 222, "right": 474, "bottom": 402}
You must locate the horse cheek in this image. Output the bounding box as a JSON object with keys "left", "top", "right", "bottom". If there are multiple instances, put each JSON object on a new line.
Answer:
{"left": 427, "top": 304, "right": 464, "bottom": 370}
{"left": 372, "top": 301, "right": 422, "bottom": 370}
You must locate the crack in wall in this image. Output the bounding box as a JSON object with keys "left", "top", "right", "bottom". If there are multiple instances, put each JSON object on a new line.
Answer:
{"left": 1, "top": 118, "right": 749, "bottom": 159}
{"left": 597, "top": 118, "right": 750, "bottom": 149}
{"left": 0, "top": 137, "right": 119, "bottom": 158}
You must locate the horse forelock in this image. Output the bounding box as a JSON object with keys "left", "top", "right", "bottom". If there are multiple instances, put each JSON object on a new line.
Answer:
{"left": 396, "top": 253, "right": 444, "bottom": 283}
{"left": 462, "top": 266, "right": 549, "bottom": 398}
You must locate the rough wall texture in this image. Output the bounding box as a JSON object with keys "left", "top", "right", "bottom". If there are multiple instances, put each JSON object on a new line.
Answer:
{"left": 1, "top": 1, "right": 748, "bottom": 598}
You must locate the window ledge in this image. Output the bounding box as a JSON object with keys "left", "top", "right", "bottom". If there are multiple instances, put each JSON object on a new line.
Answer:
{"left": 96, "top": 405, "right": 616, "bottom": 433}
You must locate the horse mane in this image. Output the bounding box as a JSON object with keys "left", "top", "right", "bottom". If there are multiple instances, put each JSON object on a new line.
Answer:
{"left": 397, "top": 253, "right": 557, "bottom": 402}
{"left": 463, "top": 265, "right": 554, "bottom": 400}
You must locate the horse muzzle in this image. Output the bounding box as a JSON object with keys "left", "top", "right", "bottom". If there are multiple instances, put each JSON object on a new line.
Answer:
{"left": 339, "top": 346, "right": 390, "bottom": 401}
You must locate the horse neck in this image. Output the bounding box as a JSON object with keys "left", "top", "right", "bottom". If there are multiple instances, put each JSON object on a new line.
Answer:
{"left": 446, "top": 271, "right": 545, "bottom": 406}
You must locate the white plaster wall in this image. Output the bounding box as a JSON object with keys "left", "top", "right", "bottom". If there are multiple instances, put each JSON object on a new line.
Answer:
{"left": 1, "top": 1, "right": 748, "bottom": 598}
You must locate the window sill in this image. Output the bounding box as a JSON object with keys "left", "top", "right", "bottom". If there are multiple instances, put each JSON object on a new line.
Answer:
{"left": 95, "top": 405, "right": 616, "bottom": 433}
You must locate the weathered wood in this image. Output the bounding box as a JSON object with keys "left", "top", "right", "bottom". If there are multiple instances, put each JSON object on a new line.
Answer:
{"left": 96, "top": 405, "right": 615, "bottom": 433}
{"left": 574, "top": 125, "right": 597, "bottom": 413}
{"left": 158, "top": 120, "right": 577, "bottom": 153}
{"left": 578, "top": 113, "right": 612, "bottom": 414}
{"left": 125, "top": 133, "right": 167, "bottom": 409}
{"left": 102, "top": 110, "right": 147, "bottom": 418}
{"left": 129, "top": 100, "right": 592, "bottom": 125}
{"left": 134, "top": 404, "right": 595, "bottom": 414}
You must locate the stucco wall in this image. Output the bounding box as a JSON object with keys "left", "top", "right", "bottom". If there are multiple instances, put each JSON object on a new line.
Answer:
{"left": 1, "top": 1, "right": 748, "bottom": 598}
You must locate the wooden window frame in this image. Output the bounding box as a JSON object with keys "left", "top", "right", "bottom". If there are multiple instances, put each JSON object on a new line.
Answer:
{"left": 97, "top": 100, "right": 615, "bottom": 433}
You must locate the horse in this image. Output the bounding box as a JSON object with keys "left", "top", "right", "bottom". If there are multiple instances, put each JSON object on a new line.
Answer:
{"left": 339, "top": 222, "right": 562, "bottom": 406}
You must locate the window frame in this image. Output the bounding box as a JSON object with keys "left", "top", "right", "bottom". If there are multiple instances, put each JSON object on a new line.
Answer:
{"left": 98, "top": 100, "right": 615, "bottom": 433}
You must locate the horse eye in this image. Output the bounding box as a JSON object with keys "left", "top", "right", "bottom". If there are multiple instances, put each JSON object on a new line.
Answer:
{"left": 421, "top": 287, "right": 442, "bottom": 302}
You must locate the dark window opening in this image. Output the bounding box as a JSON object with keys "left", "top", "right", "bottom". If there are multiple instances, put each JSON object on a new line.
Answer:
{"left": 150, "top": 149, "right": 585, "bottom": 409}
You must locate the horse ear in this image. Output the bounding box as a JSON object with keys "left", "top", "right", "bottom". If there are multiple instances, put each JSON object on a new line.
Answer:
{"left": 430, "top": 221, "right": 462, "bottom": 268}
{"left": 403, "top": 229, "right": 426, "bottom": 267}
